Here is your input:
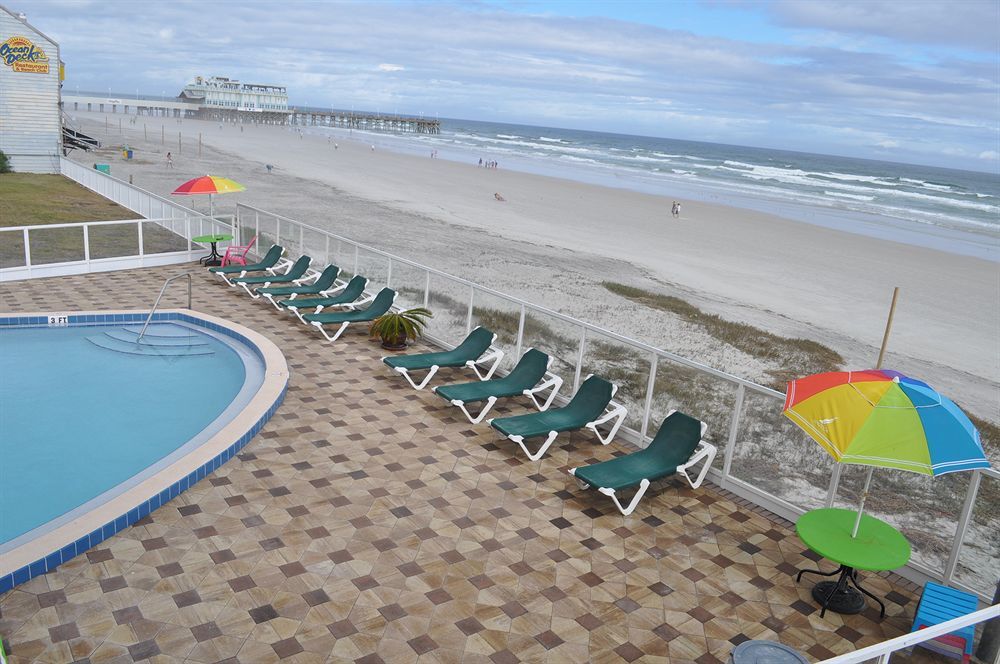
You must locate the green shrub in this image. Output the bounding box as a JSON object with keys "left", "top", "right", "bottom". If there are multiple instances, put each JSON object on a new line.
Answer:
{"left": 0, "top": 150, "right": 11, "bottom": 173}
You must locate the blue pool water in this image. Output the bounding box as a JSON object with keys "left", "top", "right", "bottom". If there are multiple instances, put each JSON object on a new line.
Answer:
{"left": 0, "top": 322, "right": 252, "bottom": 545}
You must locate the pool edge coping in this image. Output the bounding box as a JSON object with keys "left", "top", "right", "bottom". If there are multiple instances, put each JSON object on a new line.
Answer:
{"left": 0, "top": 309, "right": 289, "bottom": 592}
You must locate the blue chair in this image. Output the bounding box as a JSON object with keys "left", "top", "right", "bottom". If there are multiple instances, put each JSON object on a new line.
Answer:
{"left": 911, "top": 581, "right": 979, "bottom": 663}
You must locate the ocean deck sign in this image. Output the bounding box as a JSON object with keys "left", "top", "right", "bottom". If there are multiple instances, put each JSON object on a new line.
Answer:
{"left": 1, "top": 35, "right": 49, "bottom": 73}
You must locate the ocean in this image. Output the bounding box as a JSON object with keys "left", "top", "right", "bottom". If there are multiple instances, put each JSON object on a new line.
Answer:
{"left": 314, "top": 117, "right": 999, "bottom": 259}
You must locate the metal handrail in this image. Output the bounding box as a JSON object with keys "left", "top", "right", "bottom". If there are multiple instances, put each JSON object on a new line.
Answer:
{"left": 137, "top": 273, "right": 193, "bottom": 341}
{"left": 818, "top": 603, "right": 1000, "bottom": 664}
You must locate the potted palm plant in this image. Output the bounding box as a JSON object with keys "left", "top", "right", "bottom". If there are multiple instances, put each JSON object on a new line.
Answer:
{"left": 369, "top": 307, "right": 433, "bottom": 350}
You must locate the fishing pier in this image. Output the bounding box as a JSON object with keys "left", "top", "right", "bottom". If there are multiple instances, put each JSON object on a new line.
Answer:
{"left": 288, "top": 108, "right": 440, "bottom": 134}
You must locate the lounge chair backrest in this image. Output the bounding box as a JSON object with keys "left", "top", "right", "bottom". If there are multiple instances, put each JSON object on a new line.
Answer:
{"left": 507, "top": 348, "right": 550, "bottom": 385}
{"left": 453, "top": 327, "right": 495, "bottom": 358}
{"left": 340, "top": 275, "right": 368, "bottom": 300}
{"left": 313, "top": 265, "right": 341, "bottom": 290}
{"left": 286, "top": 255, "right": 312, "bottom": 279}
{"left": 259, "top": 244, "right": 284, "bottom": 267}
{"left": 566, "top": 375, "right": 616, "bottom": 419}
{"left": 646, "top": 412, "right": 704, "bottom": 466}
{"left": 365, "top": 288, "right": 397, "bottom": 316}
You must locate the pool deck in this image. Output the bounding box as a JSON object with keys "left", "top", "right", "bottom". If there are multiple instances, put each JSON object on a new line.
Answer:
{"left": 0, "top": 266, "right": 930, "bottom": 664}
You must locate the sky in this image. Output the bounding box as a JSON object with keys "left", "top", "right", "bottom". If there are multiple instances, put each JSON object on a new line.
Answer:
{"left": 15, "top": 0, "right": 1000, "bottom": 171}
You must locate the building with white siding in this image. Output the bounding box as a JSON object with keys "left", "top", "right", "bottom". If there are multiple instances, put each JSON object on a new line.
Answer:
{"left": 180, "top": 76, "right": 290, "bottom": 124}
{"left": 0, "top": 4, "right": 61, "bottom": 173}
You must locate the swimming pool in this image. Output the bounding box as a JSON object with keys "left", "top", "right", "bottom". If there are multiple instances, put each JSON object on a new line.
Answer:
{"left": 0, "top": 310, "right": 287, "bottom": 591}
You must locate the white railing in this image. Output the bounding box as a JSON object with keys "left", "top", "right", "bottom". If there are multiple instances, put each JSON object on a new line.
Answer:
{"left": 0, "top": 216, "right": 234, "bottom": 281}
{"left": 819, "top": 604, "right": 999, "bottom": 664}
{"left": 60, "top": 157, "right": 199, "bottom": 220}
{"left": 236, "top": 202, "right": 998, "bottom": 602}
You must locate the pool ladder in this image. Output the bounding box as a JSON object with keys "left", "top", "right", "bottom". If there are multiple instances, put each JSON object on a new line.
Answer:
{"left": 137, "top": 272, "right": 193, "bottom": 342}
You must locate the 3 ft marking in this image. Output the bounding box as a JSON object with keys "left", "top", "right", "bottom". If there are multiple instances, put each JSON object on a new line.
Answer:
{"left": 47, "top": 314, "right": 69, "bottom": 326}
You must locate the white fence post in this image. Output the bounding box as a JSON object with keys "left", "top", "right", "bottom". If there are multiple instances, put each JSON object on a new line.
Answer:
{"left": 720, "top": 384, "right": 746, "bottom": 490}
{"left": 515, "top": 304, "right": 526, "bottom": 361}
{"left": 137, "top": 221, "right": 144, "bottom": 257}
{"left": 82, "top": 224, "right": 90, "bottom": 262}
{"left": 466, "top": 286, "right": 475, "bottom": 334}
{"left": 23, "top": 228, "right": 31, "bottom": 268}
{"left": 573, "top": 328, "right": 586, "bottom": 392}
{"left": 640, "top": 354, "right": 658, "bottom": 441}
{"left": 943, "top": 470, "right": 983, "bottom": 583}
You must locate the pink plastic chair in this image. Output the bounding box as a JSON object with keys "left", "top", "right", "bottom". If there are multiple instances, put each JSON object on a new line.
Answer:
{"left": 221, "top": 235, "right": 257, "bottom": 267}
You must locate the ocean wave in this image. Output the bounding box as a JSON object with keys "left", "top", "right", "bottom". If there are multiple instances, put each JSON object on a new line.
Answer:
{"left": 825, "top": 191, "right": 876, "bottom": 202}
{"left": 496, "top": 133, "right": 523, "bottom": 140}
{"left": 538, "top": 136, "right": 566, "bottom": 143}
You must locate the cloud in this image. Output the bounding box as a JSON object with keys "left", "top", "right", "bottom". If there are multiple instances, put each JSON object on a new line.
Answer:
{"left": 979, "top": 151, "right": 999, "bottom": 161}
{"left": 22, "top": 0, "right": 1000, "bottom": 169}
{"left": 764, "top": 0, "right": 1000, "bottom": 52}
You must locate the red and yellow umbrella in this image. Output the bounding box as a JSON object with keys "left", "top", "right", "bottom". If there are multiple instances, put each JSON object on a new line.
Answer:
{"left": 171, "top": 175, "right": 245, "bottom": 215}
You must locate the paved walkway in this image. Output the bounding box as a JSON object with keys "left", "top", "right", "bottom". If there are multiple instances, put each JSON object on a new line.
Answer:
{"left": 0, "top": 266, "right": 925, "bottom": 663}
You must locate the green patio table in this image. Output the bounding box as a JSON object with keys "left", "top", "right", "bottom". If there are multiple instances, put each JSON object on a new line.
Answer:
{"left": 193, "top": 233, "right": 233, "bottom": 267}
{"left": 795, "top": 507, "right": 911, "bottom": 619}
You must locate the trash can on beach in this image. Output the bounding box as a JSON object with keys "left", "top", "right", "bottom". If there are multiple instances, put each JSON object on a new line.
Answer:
{"left": 94, "top": 164, "right": 110, "bottom": 174}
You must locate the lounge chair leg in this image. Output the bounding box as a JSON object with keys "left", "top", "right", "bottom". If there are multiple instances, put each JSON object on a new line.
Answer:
{"left": 589, "top": 408, "right": 627, "bottom": 446}
{"left": 470, "top": 350, "right": 504, "bottom": 380}
{"left": 454, "top": 396, "right": 497, "bottom": 424}
{"left": 240, "top": 281, "right": 264, "bottom": 298}
{"left": 677, "top": 443, "right": 718, "bottom": 489}
{"left": 290, "top": 307, "right": 309, "bottom": 324}
{"left": 510, "top": 431, "right": 559, "bottom": 461}
{"left": 264, "top": 294, "right": 282, "bottom": 310}
{"left": 598, "top": 480, "right": 650, "bottom": 516}
{"left": 313, "top": 321, "right": 350, "bottom": 343}
{"left": 568, "top": 468, "right": 590, "bottom": 490}
{"left": 396, "top": 365, "right": 439, "bottom": 390}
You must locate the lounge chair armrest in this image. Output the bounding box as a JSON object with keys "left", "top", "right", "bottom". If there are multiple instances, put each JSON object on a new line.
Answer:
{"left": 320, "top": 280, "right": 348, "bottom": 296}
{"left": 591, "top": 400, "right": 627, "bottom": 427}
{"left": 586, "top": 401, "right": 627, "bottom": 445}
{"left": 524, "top": 372, "right": 563, "bottom": 411}
{"left": 343, "top": 293, "right": 375, "bottom": 311}
{"left": 268, "top": 257, "right": 294, "bottom": 275}
{"left": 676, "top": 441, "right": 717, "bottom": 489}
{"left": 300, "top": 270, "right": 322, "bottom": 284}
{"left": 468, "top": 346, "right": 504, "bottom": 380}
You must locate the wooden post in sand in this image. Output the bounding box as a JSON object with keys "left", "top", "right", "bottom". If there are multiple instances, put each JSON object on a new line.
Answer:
{"left": 199, "top": 133, "right": 202, "bottom": 157}
{"left": 144, "top": 124, "right": 147, "bottom": 141}
{"left": 178, "top": 132, "right": 182, "bottom": 154}
{"left": 161, "top": 125, "right": 164, "bottom": 145}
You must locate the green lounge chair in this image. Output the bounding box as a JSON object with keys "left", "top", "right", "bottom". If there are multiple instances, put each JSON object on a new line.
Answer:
{"left": 210, "top": 244, "right": 288, "bottom": 285}
{"left": 304, "top": 287, "right": 397, "bottom": 343}
{"left": 569, "top": 410, "right": 714, "bottom": 516}
{"left": 488, "top": 374, "right": 626, "bottom": 461}
{"left": 382, "top": 326, "right": 503, "bottom": 390}
{"left": 231, "top": 255, "right": 312, "bottom": 297}
{"left": 281, "top": 275, "right": 370, "bottom": 324}
{"left": 259, "top": 264, "right": 342, "bottom": 309}
{"left": 434, "top": 348, "right": 563, "bottom": 423}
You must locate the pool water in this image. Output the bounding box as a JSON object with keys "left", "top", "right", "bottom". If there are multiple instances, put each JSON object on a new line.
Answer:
{"left": 0, "top": 322, "right": 251, "bottom": 545}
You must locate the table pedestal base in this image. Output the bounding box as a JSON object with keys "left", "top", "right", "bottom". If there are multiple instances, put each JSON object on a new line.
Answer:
{"left": 812, "top": 581, "right": 866, "bottom": 615}
{"left": 797, "top": 565, "right": 886, "bottom": 619}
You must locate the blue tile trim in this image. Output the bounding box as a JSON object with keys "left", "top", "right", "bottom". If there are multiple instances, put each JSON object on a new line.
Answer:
{"left": 0, "top": 311, "right": 287, "bottom": 593}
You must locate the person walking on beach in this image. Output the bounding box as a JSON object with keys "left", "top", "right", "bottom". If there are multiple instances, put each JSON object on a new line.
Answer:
{"left": 671, "top": 201, "right": 681, "bottom": 218}
{"left": 166, "top": 152, "right": 173, "bottom": 168}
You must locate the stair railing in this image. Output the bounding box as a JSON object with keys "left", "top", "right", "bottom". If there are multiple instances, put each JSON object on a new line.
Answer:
{"left": 137, "top": 272, "right": 193, "bottom": 342}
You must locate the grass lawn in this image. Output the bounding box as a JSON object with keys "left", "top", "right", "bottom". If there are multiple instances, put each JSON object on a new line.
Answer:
{"left": 0, "top": 173, "right": 188, "bottom": 267}
{"left": 0, "top": 173, "right": 140, "bottom": 227}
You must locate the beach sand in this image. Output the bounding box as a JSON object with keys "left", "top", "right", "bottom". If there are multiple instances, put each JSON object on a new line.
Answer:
{"left": 71, "top": 113, "right": 999, "bottom": 421}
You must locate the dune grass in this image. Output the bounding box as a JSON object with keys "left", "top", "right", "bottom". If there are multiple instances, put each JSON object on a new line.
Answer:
{"left": 602, "top": 281, "right": 844, "bottom": 389}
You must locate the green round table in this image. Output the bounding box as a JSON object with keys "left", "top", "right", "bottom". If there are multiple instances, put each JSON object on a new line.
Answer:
{"left": 795, "top": 508, "right": 911, "bottom": 619}
{"left": 193, "top": 234, "right": 233, "bottom": 267}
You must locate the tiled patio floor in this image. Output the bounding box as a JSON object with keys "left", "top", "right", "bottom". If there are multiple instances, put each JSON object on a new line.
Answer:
{"left": 1, "top": 266, "right": 928, "bottom": 663}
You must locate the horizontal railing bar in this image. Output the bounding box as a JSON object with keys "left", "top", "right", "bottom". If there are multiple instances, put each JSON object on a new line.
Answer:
{"left": 818, "top": 604, "right": 1000, "bottom": 664}
{"left": 238, "top": 203, "right": 784, "bottom": 396}
{"left": 0, "top": 216, "right": 232, "bottom": 233}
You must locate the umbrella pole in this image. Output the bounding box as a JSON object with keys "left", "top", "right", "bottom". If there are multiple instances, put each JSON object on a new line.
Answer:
{"left": 852, "top": 466, "right": 875, "bottom": 537}
{"left": 875, "top": 286, "right": 900, "bottom": 370}
{"left": 209, "top": 194, "right": 214, "bottom": 218}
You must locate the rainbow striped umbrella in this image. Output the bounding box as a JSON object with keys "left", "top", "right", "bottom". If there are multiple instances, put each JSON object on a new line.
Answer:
{"left": 171, "top": 175, "right": 245, "bottom": 215}
{"left": 784, "top": 369, "right": 989, "bottom": 536}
